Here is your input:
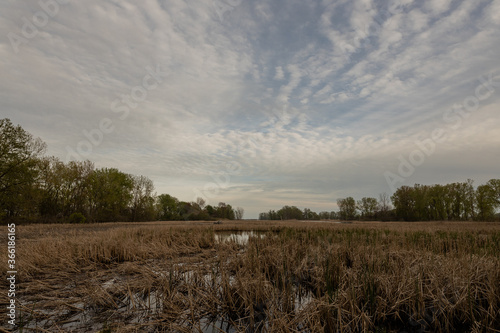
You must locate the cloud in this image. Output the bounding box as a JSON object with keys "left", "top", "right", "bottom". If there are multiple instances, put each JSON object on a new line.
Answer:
{"left": 425, "top": 0, "right": 453, "bottom": 16}
{"left": 276, "top": 64, "right": 303, "bottom": 103}
{"left": 274, "top": 66, "right": 284, "bottom": 80}
{"left": 1, "top": 0, "right": 500, "bottom": 218}
{"left": 488, "top": 0, "right": 500, "bottom": 24}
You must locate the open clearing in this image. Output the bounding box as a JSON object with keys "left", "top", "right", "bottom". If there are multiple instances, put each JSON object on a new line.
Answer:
{"left": 1, "top": 220, "right": 500, "bottom": 332}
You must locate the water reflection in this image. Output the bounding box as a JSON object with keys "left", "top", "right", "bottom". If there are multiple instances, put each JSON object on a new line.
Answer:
{"left": 214, "top": 231, "right": 266, "bottom": 245}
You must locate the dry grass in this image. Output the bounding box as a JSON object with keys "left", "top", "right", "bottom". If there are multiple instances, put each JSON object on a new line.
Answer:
{"left": 1, "top": 220, "right": 500, "bottom": 332}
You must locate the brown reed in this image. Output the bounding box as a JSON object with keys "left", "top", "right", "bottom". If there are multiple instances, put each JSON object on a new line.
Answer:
{"left": 0, "top": 220, "right": 499, "bottom": 332}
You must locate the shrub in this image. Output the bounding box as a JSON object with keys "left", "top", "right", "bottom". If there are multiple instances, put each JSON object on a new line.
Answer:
{"left": 69, "top": 212, "right": 86, "bottom": 224}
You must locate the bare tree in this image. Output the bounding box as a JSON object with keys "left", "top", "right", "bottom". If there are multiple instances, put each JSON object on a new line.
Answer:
{"left": 196, "top": 197, "right": 206, "bottom": 209}
{"left": 378, "top": 193, "right": 391, "bottom": 214}
{"left": 234, "top": 207, "right": 244, "bottom": 220}
{"left": 376, "top": 192, "right": 393, "bottom": 221}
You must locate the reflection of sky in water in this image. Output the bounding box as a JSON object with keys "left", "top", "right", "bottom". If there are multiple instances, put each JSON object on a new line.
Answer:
{"left": 214, "top": 231, "right": 266, "bottom": 245}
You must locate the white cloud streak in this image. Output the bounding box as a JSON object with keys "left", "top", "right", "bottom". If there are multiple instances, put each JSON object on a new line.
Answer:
{"left": 1, "top": 0, "right": 500, "bottom": 217}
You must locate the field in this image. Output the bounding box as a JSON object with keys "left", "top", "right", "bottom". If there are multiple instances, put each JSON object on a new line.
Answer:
{"left": 1, "top": 220, "right": 500, "bottom": 332}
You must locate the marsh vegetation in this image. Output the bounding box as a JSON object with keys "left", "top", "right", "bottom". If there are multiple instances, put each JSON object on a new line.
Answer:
{"left": 1, "top": 220, "right": 499, "bottom": 332}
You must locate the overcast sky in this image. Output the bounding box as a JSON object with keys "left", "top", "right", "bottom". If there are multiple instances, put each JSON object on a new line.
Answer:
{"left": 1, "top": 0, "right": 500, "bottom": 218}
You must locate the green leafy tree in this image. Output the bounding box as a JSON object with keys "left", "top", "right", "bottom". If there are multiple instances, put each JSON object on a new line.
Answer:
{"left": 188, "top": 200, "right": 211, "bottom": 220}
{"left": 302, "top": 208, "right": 319, "bottom": 220}
{"left": 337, "top": 197, "right": 357, "bottom": 220}
{"left": 268, "top": 210, "right": 278, "bottom": 220}
{"left": 475, "top": 184, "right": 497, "bottom": 221}
{"left": 131, "top": 175, "right": 156, "bottom": 221}
{"left": 259, "top": 210, "right": 278, "bottom": 220}
{"left": 88, "top": 168, "right": 133, "bottom": 222}
{"left": 427, "top": 185, "right": 446, "bottom": 220}
{"left": 37, "top": 156, "right": 65, "bottom": 219}
{"left": 38, "top": 158, "right": 95, "bottom": 221}
{"left": 357, "top": 197, "right": 378, "bottom": 220}
{"left": 319, "top": 211, "right": 330, "bottom": 220}
{"left": 303, "top": 208, "right": 312, "bottom": 220}
{"left": 65, "top": 160, "right": 95, "bottom": 218}
{"left": 177, "top": 201, "right": 201, "bottom": 220}
{"left": 464, "top": 179, "right": 476, "bottom": 220}
{"left": 413, "top": 184, "right": 431, "bottom": 221}
{"left": 0, "top": 119, "right": 46, "bottom": 220}
{"left": 205, "top": 204, "right": 215, "bottom": 217}
{"left": 391, "top": 186, "right": 417, "bottom": 221}
{"left": 277, "top": 205, "right": 303, "bottom": 220}
{"left": 214, "top": 202, "right": 235, "bottom": 220}
{"left": 68, "top": 212, "right": 86, "bottom": 224}
{"left": 486, "top": 179, "right": 500, "bottom": 207}
{"left": 157, "top": 194, "right": 180, "bottom": 220}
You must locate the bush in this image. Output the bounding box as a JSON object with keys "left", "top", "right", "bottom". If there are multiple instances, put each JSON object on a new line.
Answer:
{"left": 69, "top": 212, "right": 86, "bottom": 224}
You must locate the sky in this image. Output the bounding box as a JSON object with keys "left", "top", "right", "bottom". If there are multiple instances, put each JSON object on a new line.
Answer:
{"left": 1, "top": 0, "right": 500, "bottom": 218}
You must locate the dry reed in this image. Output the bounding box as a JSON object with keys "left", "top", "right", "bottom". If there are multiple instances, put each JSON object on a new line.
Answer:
{"left": 1, "top": 221, "right": 499, "bottom": 332}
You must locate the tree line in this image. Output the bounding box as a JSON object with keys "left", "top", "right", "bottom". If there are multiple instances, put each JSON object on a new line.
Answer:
{"left": 391, "top": 180, "right": 499, "bottom": 221}
{"left": 0, "top": 119, "right": 243, "bottom": 223}
{"left": 259, "top": 206, "right": 336, "bottom": 221}
{"left": 258, "top": 193, "right": 392, "bottom": 221}
{"left": 3, "top": 119, "right": 499, "bottom": 223}
{"left": 259, "top": 183, "right": 500, "bottom": 222}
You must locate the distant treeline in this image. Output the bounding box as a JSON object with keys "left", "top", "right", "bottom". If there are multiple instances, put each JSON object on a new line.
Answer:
{"left": 0, "top": 118, "right": 243, "bottom": 223}
{"left": 259, "top": 180, "right": 500, "bottom": 222}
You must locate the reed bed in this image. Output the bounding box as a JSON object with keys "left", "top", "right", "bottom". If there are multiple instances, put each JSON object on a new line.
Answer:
{"left": 1, "top": 221, "right": 499, "bottom": 332}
